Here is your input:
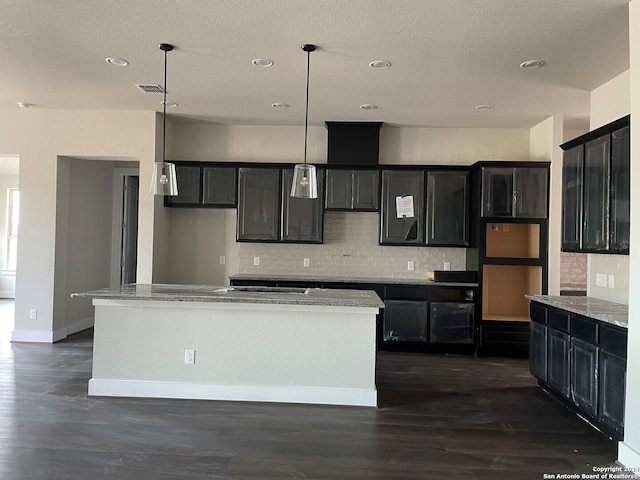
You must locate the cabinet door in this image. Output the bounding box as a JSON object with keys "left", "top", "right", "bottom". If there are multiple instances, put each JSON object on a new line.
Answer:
{"left": 547, "top": 329, "right": 570, "bottom": 398}
{"left": 598, "top": 350, "right": 626, "bottom": 434}
{"left": 481, "top": 167, "right": 513, "bottom": 217}
{"left": 325, "top": 170, "right": 352, "bottom": 209}
{"left": 380, "top": 170, "right": 425, "bottom": 245}
{"left": 562, "top": 145, "right": 584, "bottom": 250}
{"left": 571, "top": 338, "right": 598, "bottom": 416}
{"left": 281, "top": 169, "right": 324, "bottom": 243}
{"left": 236, "top": 168, "right": 281, "bottom": 241}
{"left": 383, "top": 300, "right": 428, "bottom": 342}
{"left": 426, "top": 171, "right": 469, "bottom": 246}
{"left": 202, "top": 167, "right": 237, "bottom": 206}
{"left": 165, "top": 165, "right": 201, "bottom": 206}
{"left": 514, "top": 167, "right": 547, "bottom": 218}
{"left": 582, "top": 134, "right": 610, "bottom": 251}
{"left": 529, "top": 321, "right": 547, "bottom": 381}
{"left": 610, "top": 126, "right": 630, "bottom": 253}
{"left": 352, "top": 170, "right": 380, "bottom": 210}
{"left": 429, "top": 302, "right": 474, "bottom": 344}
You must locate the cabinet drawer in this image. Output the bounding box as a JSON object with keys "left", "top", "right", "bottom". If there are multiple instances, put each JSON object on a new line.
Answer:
{"left": 530, "top": 302, "right": 547, "bottom": 325}
{"left": 385, "top": 285, "right": 429, "bottom": 300}
{"left": 571, "top": 316, "right": 598, "bottom": 343}
{"left": 599, "top": 324, "right": 627, "bottom": 358}
{"left": 548, "top": 308, "right": 570, "bottom": 333}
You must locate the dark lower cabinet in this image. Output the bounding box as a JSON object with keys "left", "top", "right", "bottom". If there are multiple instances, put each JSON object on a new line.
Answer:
{"left": 571, "top": 337, "right": 598, "bottom": 416}
{"left": 383, "top": 300, "right": 428, "bottom": 342}
{"left": 529, "top": 301, "right": 627, "bottom": 440}
{"left": 547, "top": 328, "right": 570, "bottom": 399}
{"left": 529, "top": 321, "right": 547, "bottom": 381}
{"left": 429, "top": 302, "right": 474, "bottom": 344}
{"left": 598, "top": 350, "right": 626, "bottom": 435}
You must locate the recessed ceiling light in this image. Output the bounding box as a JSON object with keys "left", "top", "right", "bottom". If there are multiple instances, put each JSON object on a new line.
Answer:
{"left": 369, "top": 60, "right": 391, "bottom": 69}
{"left": 252, "top": 58, "right": 274, "bottom": 67}
{"left": 161, "top": 101, "right": 178, "bottom": 108}
{"left": 520, "top": 59, "right": 545, "bottom": 69}
{"left": 272, "top": 103, "right": 289, "bottom": 108}
{"left": 106, "top": 57, "right": 129, "bottom": 67}
{"left": 475, "top": 104, "right": 494, "bottom": 110}
{"left": 17, "top": 102, "right": 33, "bottom": 108}
{"left": 360, "top": 104, "right": 378, "bottom": 110}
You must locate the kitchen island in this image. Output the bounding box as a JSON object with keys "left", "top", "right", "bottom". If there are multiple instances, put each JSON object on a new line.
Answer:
{"left": 73, "top": 284, "right": 384, "bottom": 407}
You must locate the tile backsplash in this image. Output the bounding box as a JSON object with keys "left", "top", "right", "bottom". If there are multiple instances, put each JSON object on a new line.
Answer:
{"left": 238, "top": 212, "right": 467, "bottom": 278}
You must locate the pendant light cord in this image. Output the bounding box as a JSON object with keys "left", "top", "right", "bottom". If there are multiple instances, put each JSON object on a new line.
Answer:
{"left": 162, "top": 47, "right": 168, "bottom": 165}
{"left": 303, "top": 48, "right": 310, "bottom": 167}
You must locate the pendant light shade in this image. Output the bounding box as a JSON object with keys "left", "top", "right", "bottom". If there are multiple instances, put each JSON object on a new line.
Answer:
{"left": 291, "top": 44, "right": 318, "bottom": 199}
{"left": 151, "top": 43, "right": 178, "bottom": 196}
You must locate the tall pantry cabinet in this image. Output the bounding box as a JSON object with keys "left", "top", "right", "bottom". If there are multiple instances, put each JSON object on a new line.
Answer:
{"left": 469, "top": 161, "right": 550, "bottom": 357}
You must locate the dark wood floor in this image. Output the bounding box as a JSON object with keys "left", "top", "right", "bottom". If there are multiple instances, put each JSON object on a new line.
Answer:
{"left": 1, "top": 328, "right": 618, "bottom": 479}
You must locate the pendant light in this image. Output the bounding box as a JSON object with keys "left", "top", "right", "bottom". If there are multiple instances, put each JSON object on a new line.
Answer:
{"left": 150, "top": 43, "right": 178, "bottom": 196}
{"left": 290, "top": 44, "right": 318, "bottom": 199}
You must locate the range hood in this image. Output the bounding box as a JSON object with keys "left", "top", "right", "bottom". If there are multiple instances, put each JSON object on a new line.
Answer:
{"left": 326, "top": 121, "right": 383, "bottom": 166}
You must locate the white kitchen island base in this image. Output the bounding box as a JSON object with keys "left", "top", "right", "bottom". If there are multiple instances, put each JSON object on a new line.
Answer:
{"left": 81, "top": 285, "right": 382, "bottom": 407}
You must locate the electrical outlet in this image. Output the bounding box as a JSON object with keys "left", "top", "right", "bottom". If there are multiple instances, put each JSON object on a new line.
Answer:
{"left": 608, "top": 275, "right": 615, "bottom": 289}
{"left": 29, "top": 308, "right": 37, "bottom": 320}
{"left": 184, "top": 349, "right": 195, "bottom": 365}
{"left": 253, "top": 256, "right": 260, "bottom": 266}
{"left": 407, "top": 261, "right": 415, "bottom": 271}
{"left": 490, "top": 224, "right": 498, "bottom": 231}
{"left": 596, "top": 273, "right": 607, "bottom": 287}
{"left": 219, "top": 255, "right": 226, "bottom": 265}
{"left": 443, "top": 261, "right": 451, "bottom": 271}
{"left": 303, "top": 258, "right": 310, "bottom": 267}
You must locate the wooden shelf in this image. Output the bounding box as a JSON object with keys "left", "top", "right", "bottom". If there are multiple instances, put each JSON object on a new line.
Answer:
{"left": 482, "top": 314, "right": 531, "bottom": 322}
{"left": 485, "top": 223, "right": 540, "bottom": 259}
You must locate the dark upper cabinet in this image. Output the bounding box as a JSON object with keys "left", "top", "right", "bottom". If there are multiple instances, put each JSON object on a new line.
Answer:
{"left": 481, "top": 166, "right": 548, "bottom": 218}
{"left": 583, "top": 134, "right": 611, "bottom": 251}
{"left": 380, "top": 170, "right": 425, "bottom": 245}
{"left": 281, "top": 169, "right": 324, "bottom": 243}
{"left": 560, "top": 115, "right": 630, "bottom": 254}
{"left": 325, "top": 169, "right": 379, "bottom": 211}
{"left": 610, "top": 126, "right": 630, "bottom": 253}
{"left": 236, "top": 168, "right": 281, "bottom": 241}
{"left": 561, "top": 145, "right": 584, "bottom": 250}
{"left": 426, "top": 170, "right": 469, "bottom": 246}
{"left": 165, "top": 165, "right": 201, "bottom": 206}
{"left": 202, "top": 167, "right": 237, "bottom": 206}
{"left": 166, "top": 164, "right": 237, "bottom": 208}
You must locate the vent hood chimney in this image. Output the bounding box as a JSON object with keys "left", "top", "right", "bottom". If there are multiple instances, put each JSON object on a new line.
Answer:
{"left": 326, "top": 121, "right": 383, "bottom": 166}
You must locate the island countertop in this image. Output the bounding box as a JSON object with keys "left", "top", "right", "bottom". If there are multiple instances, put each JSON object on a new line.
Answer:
{"left": 526, "top": 294, "right": 628, "bottom": 328}
{"left": 73, "top": 283, "right": 385, "bottom": 309}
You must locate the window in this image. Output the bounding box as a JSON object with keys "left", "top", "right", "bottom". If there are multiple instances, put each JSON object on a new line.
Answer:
{"left": 5, "top": 188, "right": 19, "bottom": 272}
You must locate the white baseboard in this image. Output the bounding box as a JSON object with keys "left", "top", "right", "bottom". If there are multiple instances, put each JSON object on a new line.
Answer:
{"left": 618, "top": 441, "right": 640, "bottom": 470}
{"left": 11, "top": 329, "right": 55, "bottom": 343}
{"left": 13, "top": 316, "right": 94, "bottom": 344}
{"left": 88, "top": 379, "right": 378, "bottom": 407}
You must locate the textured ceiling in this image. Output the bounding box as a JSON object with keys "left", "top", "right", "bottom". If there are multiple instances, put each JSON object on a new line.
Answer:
{"left": 0, "top": 0, "right": 630, "bottom": 128}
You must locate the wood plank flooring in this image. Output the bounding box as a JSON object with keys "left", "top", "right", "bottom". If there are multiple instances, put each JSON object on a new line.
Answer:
{"left": 0, "top": 327, "right": 619, "bottom": 479}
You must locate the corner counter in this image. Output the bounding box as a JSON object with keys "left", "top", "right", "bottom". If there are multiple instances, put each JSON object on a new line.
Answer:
{"left": 73, "top": 283, "right": 383, "bottom": 407}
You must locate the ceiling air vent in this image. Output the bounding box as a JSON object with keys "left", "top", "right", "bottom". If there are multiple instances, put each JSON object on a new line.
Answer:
{"left": 135, "top": 84, "right": 165, "bottom": 94}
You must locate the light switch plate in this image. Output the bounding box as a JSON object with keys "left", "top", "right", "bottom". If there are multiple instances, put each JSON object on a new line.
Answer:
{"left": 608, "top": 275, "right": 615, "bottom": 289}
{"left": 253, "top": 256, "right": 260, "bottom": 266}
{"left": 407, "top": 261, "right": 414, "bottom": 271}
{"left": 596, "top": 273, "right": 607, "bottom": 287}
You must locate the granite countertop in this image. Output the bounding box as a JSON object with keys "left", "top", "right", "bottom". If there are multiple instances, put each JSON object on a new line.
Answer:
{"left": 72, "top": 283, "right": 385, "bottom": 309}
{"left": 526, "top": 295, "right": 628, "bottom": 328}
{"left": 229, "top": 273, "right": 479, "bottom": 288}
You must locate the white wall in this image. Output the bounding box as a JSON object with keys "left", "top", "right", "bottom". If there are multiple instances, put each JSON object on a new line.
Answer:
{"left": 619, "top": 0, "right": 640, "bottom": 469}
{"left": 0, "top": 109, "right": 161, "bottom": 342}
{"left": 0, "top": 173, "right": 19, "bottom": 297}
{"left": 529, "top": 116, "right": 564, "bottom": 295}
{"left": 585, "top": 70, "right": 631, "bottom": 304}
{"left": 53, "top": 158, "right": 115, "bottom": 340}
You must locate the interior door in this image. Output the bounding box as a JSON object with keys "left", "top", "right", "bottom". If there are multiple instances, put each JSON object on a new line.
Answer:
{"left": 120, "top": 175, "right": 139, "bottom": 284}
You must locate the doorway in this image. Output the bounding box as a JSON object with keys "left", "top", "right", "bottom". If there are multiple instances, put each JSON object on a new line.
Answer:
{"left": 120, "top": 175, "right": 139, "bottom": 285}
